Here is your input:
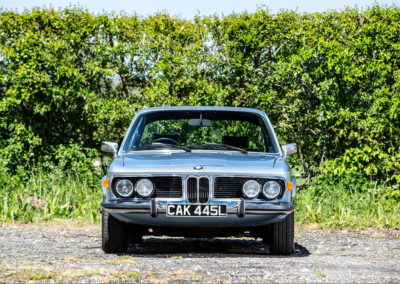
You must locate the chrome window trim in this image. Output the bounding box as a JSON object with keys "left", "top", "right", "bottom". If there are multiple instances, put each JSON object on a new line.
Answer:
{"left": 122, "top": 149, "right": 280, "bottom": 156}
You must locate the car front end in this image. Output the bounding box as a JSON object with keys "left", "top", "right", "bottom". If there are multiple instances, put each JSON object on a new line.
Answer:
{"left": 100, "top": 106, "right": 297, "bottom": 255}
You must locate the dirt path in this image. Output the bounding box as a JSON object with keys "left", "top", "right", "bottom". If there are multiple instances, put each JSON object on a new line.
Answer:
{"left": 0, "top": 223, "right": 399, "bottom": 282}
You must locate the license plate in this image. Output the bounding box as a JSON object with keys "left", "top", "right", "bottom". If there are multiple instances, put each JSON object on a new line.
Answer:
{"left": 166, "top": 204, "right": 227, "bottom": 217}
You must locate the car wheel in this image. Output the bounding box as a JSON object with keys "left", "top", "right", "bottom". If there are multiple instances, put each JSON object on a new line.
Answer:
{"left": 265, "top": 212, "right": 294, "bottom": 255}
{"left": 127, "top": 224, "right": 144, "bottom": 243}
{"left": 102, "top": 209, "right": 128, "bottom": 254}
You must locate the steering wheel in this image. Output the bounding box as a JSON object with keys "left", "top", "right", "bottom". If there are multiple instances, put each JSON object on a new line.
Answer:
{"left": 152, "top": 137, "right": 180, "bottom": 145}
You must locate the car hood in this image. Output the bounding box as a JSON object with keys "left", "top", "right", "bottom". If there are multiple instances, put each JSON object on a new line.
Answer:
{"left": 108, "top": 151, "right": 289, "bottom": 176}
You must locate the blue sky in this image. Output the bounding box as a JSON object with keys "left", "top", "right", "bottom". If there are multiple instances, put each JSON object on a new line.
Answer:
{"left": 1, "top": 0, "right": 398, "bottom": 18}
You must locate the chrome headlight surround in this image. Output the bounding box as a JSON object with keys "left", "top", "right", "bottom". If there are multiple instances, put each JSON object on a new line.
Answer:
{"left": 115, "top": 179, "right": 134, "bottom": 198}
{"left": 262, "top": 180, "right": 281, "bottom": 200}
{"left": 242, "top": 180, "right": 261, "bottom": 199}
{"left": 135, "top": 178, "right": 155, "bottom": 197}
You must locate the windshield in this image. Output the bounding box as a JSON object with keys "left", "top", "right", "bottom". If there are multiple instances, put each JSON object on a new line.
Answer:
{"left": 124, "top": 110, "right": 277, "bottom": 153}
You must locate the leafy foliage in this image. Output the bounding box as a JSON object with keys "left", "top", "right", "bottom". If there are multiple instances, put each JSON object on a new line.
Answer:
{"left": 0, "top": 6, "right": 399, "bottom": 226}
{"left": 1, "top": 6, "right": 399, "bottom": 183}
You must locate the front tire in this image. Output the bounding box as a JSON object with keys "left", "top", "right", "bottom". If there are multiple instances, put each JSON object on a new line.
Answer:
{"left": 265, "top": 212, "right": 294, "bottom": 255}
{"left": 102, "top": 210, "right": 129, "bottom": 254}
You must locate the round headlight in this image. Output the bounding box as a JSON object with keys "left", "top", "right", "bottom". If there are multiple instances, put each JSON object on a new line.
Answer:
{"left": 242, "top": 180, "right": 261, "bottom": 198}
{"left": 135, "top": 179, "right": 154, "bottom": 197}
{"left": 115, "top": 179, "right": 134, "bottom": 197}
{"left": 263, "top": 181, "right": 281, "bottom": 199}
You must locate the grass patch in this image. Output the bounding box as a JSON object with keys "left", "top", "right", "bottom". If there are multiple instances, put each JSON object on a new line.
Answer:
{"left": 171, "top": 255, "right": 183, "bottom": 260}
{"left": 170, "top": 270, "right": 194, "bottom": 275}
{"left": 104, "top": 258, "right": 136, "bottom": 265}
{"left": 0, "top": 171, "right": 102, "bottom": 224}
{"left": 112, "top": 272, "right": 140, "bottom": 279}
{"left": 128, "top": 272, "right": 140, "bottom": 278}
{"left": 1, "top": 267, "right": 141, "bottom": 282}
{"left": 295, "top": 182, "right": 400, "bottom": 229}
{"left": 314, "top": 269, "right": 326, "bottom": 277}
{"left": 3, "top": 268, "right": 55, "bottom": 281}
{"left": 1, "top": 167, "right": 399, "bottom": 230}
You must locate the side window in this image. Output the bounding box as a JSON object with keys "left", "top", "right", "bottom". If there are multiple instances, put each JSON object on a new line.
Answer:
{"left": 125, "top": 116, "right": 145, "bottom": 150}
{"left": 139, "top": 122, "right": 155, "bottom": 146}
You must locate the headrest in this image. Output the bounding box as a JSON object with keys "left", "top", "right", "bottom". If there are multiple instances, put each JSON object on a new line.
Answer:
{"left": 222, "top": 136, "right": 249, "bottom": 149}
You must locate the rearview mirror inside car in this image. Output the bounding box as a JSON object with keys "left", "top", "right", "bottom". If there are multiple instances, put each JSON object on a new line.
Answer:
{"left": 189, "top": 116, "right": 212, "bottom": 127}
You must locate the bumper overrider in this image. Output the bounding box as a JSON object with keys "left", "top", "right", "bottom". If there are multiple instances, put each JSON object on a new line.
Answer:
{"left": 102, "top": 199, "right": 295, "bottom": 227}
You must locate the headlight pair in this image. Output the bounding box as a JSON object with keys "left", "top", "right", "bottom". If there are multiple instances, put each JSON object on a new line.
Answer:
{"left": 115, "top": 178, "right": 154, "bottom": 198}
{"left": 242, "top": 180, "right": 281, "bottom": 200}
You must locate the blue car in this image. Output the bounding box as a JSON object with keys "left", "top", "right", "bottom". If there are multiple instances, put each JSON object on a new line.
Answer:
{"left": 101, "top": 106, "right": 297, "bottom": 255}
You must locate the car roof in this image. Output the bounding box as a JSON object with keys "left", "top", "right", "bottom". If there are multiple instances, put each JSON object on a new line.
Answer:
{"left": 136, "top": 106, "right": 266, "bottom": 116}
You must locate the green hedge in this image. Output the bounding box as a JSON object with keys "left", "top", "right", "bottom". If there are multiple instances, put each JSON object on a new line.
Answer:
{"left": 1, "top": 6, "right": 400, "bottom": 184}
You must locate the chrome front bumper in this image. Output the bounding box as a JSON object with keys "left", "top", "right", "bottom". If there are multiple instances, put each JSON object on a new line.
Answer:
{"left": 102, "top": 199, "right": 294, "bottom": 227}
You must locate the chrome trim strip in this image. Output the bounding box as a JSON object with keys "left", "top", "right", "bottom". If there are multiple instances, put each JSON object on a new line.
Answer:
{"left": 106, "top": 208, "right": 150, "bottom": 214}
{"left": 105, "top": 208, "right": 290, "bottom": 215}
{"left": 245, "top": 210, "right": 292, "bottom": 214}
{"left": 196, "top": 177, "right": 199, "bottom": 203}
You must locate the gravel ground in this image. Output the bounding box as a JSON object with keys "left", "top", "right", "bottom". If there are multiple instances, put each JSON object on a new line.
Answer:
{"left": 0, "top": 222, "right": 399, "bottom": 283}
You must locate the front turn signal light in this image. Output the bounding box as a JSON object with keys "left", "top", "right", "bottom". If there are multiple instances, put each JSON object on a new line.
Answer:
{"left": 288, "top": 181, "right": 294, "bottom": 191}
{"left": 103, "top": 178, "right": 110, "bottom": 189}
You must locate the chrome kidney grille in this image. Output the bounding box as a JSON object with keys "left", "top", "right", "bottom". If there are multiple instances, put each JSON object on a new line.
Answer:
{"left": 187, "top": 177, "right": 197, "bottom": 203}
{"left": 186, "top": 177, "right": 210, "bottom": 203}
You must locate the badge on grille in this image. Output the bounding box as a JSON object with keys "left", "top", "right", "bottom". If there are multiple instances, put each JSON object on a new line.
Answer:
{"left": 194, "top": 165, "right": 203, "bottom": 170}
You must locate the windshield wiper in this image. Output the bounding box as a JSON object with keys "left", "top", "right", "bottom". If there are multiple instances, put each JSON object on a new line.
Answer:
{"left": 190, "top": 143, "right": 248, "bottom": 154}
{"left": 130, "top": 143, "right": 191, "bottom": 152}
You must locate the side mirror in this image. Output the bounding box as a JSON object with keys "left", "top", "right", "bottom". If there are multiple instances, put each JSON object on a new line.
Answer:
{"left": 101, "top": 141, "right": 119, "bottom": 157}
{"left": 282, "top": 143, "right": 297, "bottom": 158}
